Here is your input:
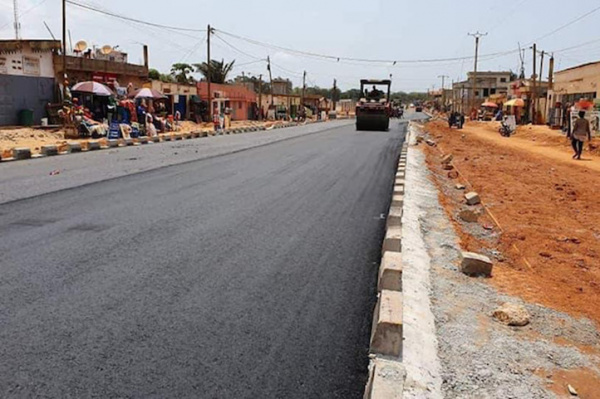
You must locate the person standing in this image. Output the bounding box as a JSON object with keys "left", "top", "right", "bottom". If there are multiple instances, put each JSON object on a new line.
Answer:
{"left": 569, "top": 110, "right": 592, "bottom": 160}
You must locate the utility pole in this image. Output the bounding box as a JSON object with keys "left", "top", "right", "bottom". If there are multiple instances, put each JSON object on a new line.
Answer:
{"left": 438, "top": 74, "right": 449, "bottom": 109}
{"left": 538, "top": 50, "right": 545, "bottom": 122}
{"left": 468, "top": 31, "right": 487, "bottom": 115}
{"left": 13, "top": 0, "right": 21, "bottom": 40}
{"left": 548, "top": 54, "right": 555, "bottom": 126}
{"left": 62, "top": 0, "right": 67, "bottom": 102}
{"left": 332, "top": 78, "right": 337, "bottom": 112}
{"left": 531, "top": 43, "right": 537, "bottom": 124}
{"left": 207, "top": 24, "right": 212, "bottom": 118}
{"left": 301, "top": 70, "right": 306, "bottom": 106}
{"left": 258, "top": 74, "right": 263, "bottom": 121}
{"left": 267, "top": 56, "right": 274, "bottom": 107}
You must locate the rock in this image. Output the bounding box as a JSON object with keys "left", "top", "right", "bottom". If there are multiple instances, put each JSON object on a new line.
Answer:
{"left": 425, "top": 139, "right": 436, "bottom": 146}
{"left": 465, "top": 191, "right": 481, "bottom": 205}
{"left": 441, "top": 154, "right": 454, "bottom": 165}
{"left": 460, "top": 252, "right": 493, "bottom": 277}
{"left": 447, "top": 171, "right": 459, "bottom": 179}
{"left": 442, "top": 164, "right": 454, "bottom": 171}
{"left": 493, "top": 303, "right": 530, "bottom": 326}
{"left": 459, "top": 209, "right": 480, "bottom": 223}
{"left": 568, "top": 384, "right": 578, "bottom": 396}
{"left": 455, "top": 184, "right": 466, "bottom": 190}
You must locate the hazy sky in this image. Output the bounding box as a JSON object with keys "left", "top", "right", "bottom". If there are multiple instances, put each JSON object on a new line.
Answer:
{"left": 1, "top": 0, "right": 599, "bottom": 91}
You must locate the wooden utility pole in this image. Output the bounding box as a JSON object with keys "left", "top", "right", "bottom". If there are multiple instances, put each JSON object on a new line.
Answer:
{"left": 62, "top": 0, "right": 67, "bottom": 102}
{"left": 301, "top": 70, "right": 306, "bottom": 106}
{"left": 538, "top": 50, "right": 545, "bottom": 121}
{"left": 548, "top": 55, "right": 555, "bottom": 90}
{"left": 531, "top": 43, "right": 537, "bottom": 124}
{"left": 207, "top": 24, "right": 212, "bottom": 118}
{"left": 332, "top": 78, "right": 337, "bottom": 111}
{"left": 468, "top": 31, "right": 487, "bottom": 115}
{"left": 267, "top": 56, "right": 274, "bottom": 106}
{"left": 258, "top": 74, "right": 263, "bottom": 120}
{"left": 438, "top": 74, "right": 449, "bottom": 109}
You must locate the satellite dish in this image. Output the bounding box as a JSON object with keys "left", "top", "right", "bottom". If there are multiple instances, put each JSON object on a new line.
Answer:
{"left": 74, "top": 40, "right": 88, "bottom": 52}
{"left": 101, "top": 45, "right": 113, "bottom": 55}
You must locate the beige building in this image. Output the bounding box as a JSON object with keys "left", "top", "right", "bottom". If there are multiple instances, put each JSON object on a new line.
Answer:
{"left": 452, "top": 71, "right": 512, "bottom": 112}
{"left": 549, "top": 60, "right": 600, "bottom": 105}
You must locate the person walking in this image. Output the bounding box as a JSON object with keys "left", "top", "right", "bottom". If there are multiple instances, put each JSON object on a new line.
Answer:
{"left": 569, "top": 110, "right": 592, "bottom": 160}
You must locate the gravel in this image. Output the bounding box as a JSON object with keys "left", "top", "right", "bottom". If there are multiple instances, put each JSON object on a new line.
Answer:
{"left": 407, "top": 131, "right": 600, "bottom": 399}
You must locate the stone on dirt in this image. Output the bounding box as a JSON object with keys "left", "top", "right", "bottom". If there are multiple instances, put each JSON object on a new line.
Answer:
{"left": 465, "top": 191, "right": 481, "bottom": 205}
{"left": 447, "top": 171, "right": 459, "bottom": 179}
{"left": 426, "top": 139, "right": 436, "bottom": 146}
{"left": 460, "top": 252, "right": 493, "bottom": 277}
{"left": 442, "top": 164, "right": 454, "bottom": 171}
{"left": 455, "top": 184, "right": 466, "bottom": 190}
{"left": 459, "top": 209, "right": 480, "bottom": 223}
{"left": 492, "top": 303, "right": 531, "bottom": 327}
{"left": 441, "top": 154, "right": 454, "bottom": 165}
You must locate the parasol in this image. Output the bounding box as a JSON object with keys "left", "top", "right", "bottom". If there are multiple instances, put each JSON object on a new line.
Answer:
{"left": 132, "top": 88, "right": 166, "bottom": 99}
{"left": 505, "top": 98, "right": 525, "bottom": 107}
{"left": 71, "top": 81, "right": 114, "bottom": 96}
{"left": 481, "top": 102, "right": 498, "bottom": 108}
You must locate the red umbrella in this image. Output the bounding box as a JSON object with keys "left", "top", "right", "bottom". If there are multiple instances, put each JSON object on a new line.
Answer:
{"left": 132, "top": 88, "right": 166, "bottom": 99}
{"left": 71, "top": 81, "right": 114, "bottom": 96}
{"left": 481, "top": 102, "right": 498, "bottom": 108}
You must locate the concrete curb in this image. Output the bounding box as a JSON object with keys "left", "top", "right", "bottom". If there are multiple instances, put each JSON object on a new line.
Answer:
{"left": 364, "top": 140, "right": 408, "bottom": 398}
{"left": 1, "top": 120, "right": 330, "bottom": 164}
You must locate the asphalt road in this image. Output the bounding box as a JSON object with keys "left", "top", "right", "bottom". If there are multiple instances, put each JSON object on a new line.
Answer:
{"left": 0, "top": 120, "right": 407, "bottom": 398}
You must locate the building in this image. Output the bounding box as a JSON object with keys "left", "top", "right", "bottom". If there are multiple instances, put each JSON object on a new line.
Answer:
{"left": 452, "top": 71, "right": 513, "bottom": 112}
{"left": 149, "top": 81, "right": 198, "bottom": 120}
{"left": 549, "top": 60, "right": 600, "bottom": 105}
{"left": 0, "top": 39, "right": 61, "bottom": 125}
{"left": 54, "top": 45, "right": 149, "bottom": 91}
{"left": 197, "top": 81, "right": 257, "bottom": 120}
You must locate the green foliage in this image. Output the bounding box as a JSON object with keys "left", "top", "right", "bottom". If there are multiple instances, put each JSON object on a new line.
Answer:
{"left": 194, "top": 59, "right": 235, "bottom": 84}
{"left": 170, "top": 63, "right": 195, "bottom": 84}
{"left": 159, "top": 73, "right": 176, "bottom": 83}
{"left": 148, "top": 68, "right": 160, "bottom": 80}
{"left": 233, "top": 74, "right": 270, "bottom": 94}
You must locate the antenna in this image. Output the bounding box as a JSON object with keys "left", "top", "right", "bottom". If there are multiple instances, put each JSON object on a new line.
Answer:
{"left": 517, "top": 42, "right": 525, "bottom": 79}
{"left": 43, "top": 21, "right": 56, "bottom": 40}
{"left": 13, "top": 0, "right": 21, "bottom": 40}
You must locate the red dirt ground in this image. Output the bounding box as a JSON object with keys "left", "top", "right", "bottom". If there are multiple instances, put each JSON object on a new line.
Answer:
{"left": 422, "top": 120, "right": 600, "bottom": 326}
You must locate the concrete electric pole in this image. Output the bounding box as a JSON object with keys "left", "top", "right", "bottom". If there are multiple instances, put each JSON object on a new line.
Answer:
{"left": 258, "top": 74, "right": 263, "bottom": 120}
{"left": 468, "top": 31, "right": 487, "bottom": 115}
{"left": 532, "top": 43, "right": 537, "bottom": 124}
{"left": 438, "top": 75, "right": 449, "bottom": 109}
{"left": 13, "top": 0, "right": 21, "bottom": 40}
{"left": 267, "top": 56, "right": 274, "bottom": 106}
{"left": 62, "top": 0, "right": 67, "bottom": 102}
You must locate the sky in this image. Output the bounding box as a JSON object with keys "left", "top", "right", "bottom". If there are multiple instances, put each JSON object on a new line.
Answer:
{"left": 1, "top": 0, "right": 600, "bottom": 92}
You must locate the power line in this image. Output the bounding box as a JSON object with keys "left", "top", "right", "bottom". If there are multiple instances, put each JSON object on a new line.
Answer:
{"left": 66, "top": 0, "right": 205, "bottom": 34}
{"left": 531, "top": 5, "right": 600, "bottom": 44}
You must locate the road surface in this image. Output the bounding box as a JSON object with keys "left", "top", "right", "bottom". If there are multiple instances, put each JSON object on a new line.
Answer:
{"left": 0, "top": 120, "right": 407, "bottom": 398}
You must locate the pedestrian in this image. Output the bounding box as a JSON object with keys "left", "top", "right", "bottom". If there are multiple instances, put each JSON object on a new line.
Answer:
{"left": 569, "top": 110, "right": 592, "bottom": 160}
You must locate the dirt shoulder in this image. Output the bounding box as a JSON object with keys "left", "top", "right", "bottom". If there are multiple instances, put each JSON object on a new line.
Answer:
{"left": 423, "top": 119, "right": 600, "bottom": 326}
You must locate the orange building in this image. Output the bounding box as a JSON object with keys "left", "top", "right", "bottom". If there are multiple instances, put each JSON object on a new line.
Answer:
{"left": 197, "top": 82, "right": 257, "bottom": 120}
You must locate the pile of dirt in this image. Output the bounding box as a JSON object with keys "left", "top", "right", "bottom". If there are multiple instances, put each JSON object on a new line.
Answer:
{"left": 0, "top": 128, "right": 66, "bottom": 156}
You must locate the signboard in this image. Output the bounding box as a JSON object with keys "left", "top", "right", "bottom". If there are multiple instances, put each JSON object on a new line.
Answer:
{"left": 22, "top": 56, "right": 40, "bottom": 76}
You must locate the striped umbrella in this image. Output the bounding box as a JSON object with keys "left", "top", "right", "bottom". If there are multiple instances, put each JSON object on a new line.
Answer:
{"left": 132, "top": 88, "right": 166, "bottom": 99}
{"left": 71, "top": 81, "right": 114, "bottom": 96}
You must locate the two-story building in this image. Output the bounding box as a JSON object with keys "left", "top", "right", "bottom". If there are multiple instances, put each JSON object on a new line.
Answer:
{"left": 452, "top": 71, "right": 513, "bottom": 113}
{"left": 0, "top": 39, "right": 61, "bottom": 125}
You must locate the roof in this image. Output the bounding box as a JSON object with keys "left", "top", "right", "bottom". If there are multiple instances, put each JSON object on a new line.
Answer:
{"left": 0, "top": 39, "right": 61, "bottom": 53}
{"left": 555, "top": 60, "right": 600, "bottom": 74}
{"left": 360, "top": 79, "right": 391, "bottom": 85}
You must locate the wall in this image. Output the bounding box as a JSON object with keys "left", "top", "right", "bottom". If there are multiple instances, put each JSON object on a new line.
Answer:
{"left": 552, "top": 61, "right": 600, "bottom": 101}
{"left": 0, "top": 75, "right": 55, "bottom": 125}
{"left": 0, "top": 41, "right": 56, "bottom": 78}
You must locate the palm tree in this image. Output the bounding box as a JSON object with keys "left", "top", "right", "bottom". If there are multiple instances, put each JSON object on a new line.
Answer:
{"left": 194, "top": 59, "right": 235, "bottom": 84}
{"left": 170, "top": 63, "right": 195, "bottom": 84}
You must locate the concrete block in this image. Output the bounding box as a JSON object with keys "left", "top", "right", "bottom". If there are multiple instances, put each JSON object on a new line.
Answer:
{"left": 162, "top": 135, "right": 172, "bottom": 141}
{"left": 86, "top": 141, "right": 101, "bottom": 151}
{"left": 31, "top": 154, "right": 46, "bottom": 159}
{"left": 370, "top": 290, "right": 403, "bottom": 357}
{"left": 191, "top": 131, "right": 200, "bottom": 138}
{"left": 364, "top": 358, "right": 405, "bottom": 399}
{"left": 391, "top": 195, "right": 403, "bottom": 208}
{"left": 393, "top": 185, "right": 404, "bottom": 196}
{"left": 378, "top": 252, "right": 403, "bottom": 292}
{"left": 12, "top": 147, "right": 32, "bottom": 160}
{"left": 67, "top": 142, "right": 82, "bottom": 152}
{"left": 459, "top": 209, "right": 480, "bottom": 223}
{"left": 460, "top": 252, "right": 493, "bottom": 277}
{"left": 150, "top": 135, "right": 160, "bottom": 143}
{"left": 386, "top": 206, "right": 403, "bottom": 229}
{"left": 40, "top": 145, "right": 58, "bottom": 156}
{"left": 173, "top": 134, "right": 183, "bottom": 140}
{"left": 107, "top": 139, "right": 119, "bottom": 148}
{"left": 200, "top": 131, "right": 209, "bottom": 137}
{"left": 138, "top": 136, "right": 149, "bottom": 144}
{"left": 465, "top": 191, "right": 481, "bottom": 205}
{"left": 124, "top": 138, "right": 134, "bottom": 146}
{"left": 382, "top": 226, "right": 402, "bottom": 253}
{"left": 395, "top": 172, "right": 405, "bottom": 179}
{"left": 182, "top": 133, "right": 191, "bottom": 139}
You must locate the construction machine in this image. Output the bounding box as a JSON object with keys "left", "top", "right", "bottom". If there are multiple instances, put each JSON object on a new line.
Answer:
{"left": 356, "top": 79, "right": 391, "bottom": 131}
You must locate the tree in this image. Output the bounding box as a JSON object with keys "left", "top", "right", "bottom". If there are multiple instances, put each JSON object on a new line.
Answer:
{"left": 148, "top": 68, "right": 160, "bottom": 80}
{"left": 170, "top": 63, "right": 195, "bottom": 84}
{"left": 159, "top": 73, "right": 176, "bottom": 83}
{"left": 194, "top": 59, "right": 235, "bottom": 84}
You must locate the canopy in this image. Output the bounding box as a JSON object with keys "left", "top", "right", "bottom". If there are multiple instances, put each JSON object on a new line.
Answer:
{"left": 71, "top": 81, "right": 114, "bottom": 96}
{"left": 481, "top": 102, "right": 498, "bottom": 108}
{"left": 505, "top": 98, "right": 525, "bottom": 107}
{"left": 132, "top": 88, "right": 166, "bottom": 100}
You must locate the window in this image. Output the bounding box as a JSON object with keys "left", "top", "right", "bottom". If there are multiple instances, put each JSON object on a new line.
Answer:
{"left": 491, "top": 88, "right": 497, "bottom": 95}
{"left": 483, "top": 88, "right": 490, "bottom": 97}
{"left": 500, "top": 77, "right": 507, "bottom": 83}
{"left": 238, "top": 102, "right": 242, "bottom": 109}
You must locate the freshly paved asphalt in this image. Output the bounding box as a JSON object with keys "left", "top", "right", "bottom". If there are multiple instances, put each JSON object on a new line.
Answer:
{"left": 0, "top": 119, "right": 407, "bottom": 398}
